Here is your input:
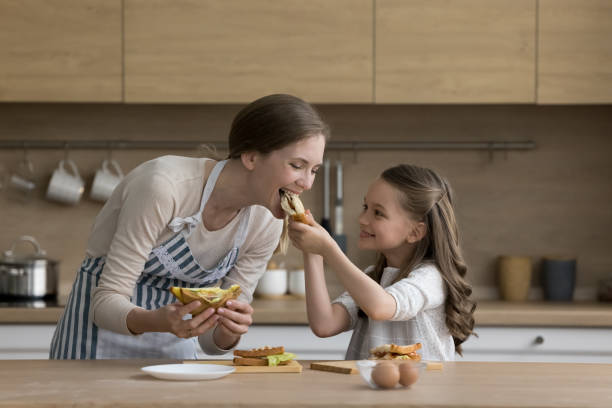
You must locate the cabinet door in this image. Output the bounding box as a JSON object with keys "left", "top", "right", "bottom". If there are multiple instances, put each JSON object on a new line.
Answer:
{"left": 461, "top": 327, "right": 612, "bottom": 363}
{"left": 538, "top": 0, "right": 612, "bottom": 103}
{"left": 375, "top": 0, "right": 536, "bottom": 103}
{"left": 0, "top": 0, "right": 122, "bottom": 102}
{"left": 124, "top": 0, "right": 372, "bottom": 103}
{"left": 0, "top": 325, "right": 56, "bottom": 359}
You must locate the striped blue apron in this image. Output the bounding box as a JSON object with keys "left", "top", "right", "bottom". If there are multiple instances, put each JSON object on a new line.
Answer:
{"left": 49, "top": 160, "right": 250, "bottom": 359}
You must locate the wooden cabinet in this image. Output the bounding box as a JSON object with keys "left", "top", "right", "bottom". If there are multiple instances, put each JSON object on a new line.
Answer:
{"left": 124, "top": 0, "right": 372, "bottom": 103}
{"left": 538, "top": 0, "right": 612, "bottom": 104}
{"left": 375, "top": 0, "right": 536, "bottom": 103}
{"left": 0, "top": 0, "right": 122, "bottom": 102}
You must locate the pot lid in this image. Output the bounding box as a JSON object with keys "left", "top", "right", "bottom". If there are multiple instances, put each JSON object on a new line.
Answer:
{"left": 2, "top": 235, "right": 55, "bottom": 263}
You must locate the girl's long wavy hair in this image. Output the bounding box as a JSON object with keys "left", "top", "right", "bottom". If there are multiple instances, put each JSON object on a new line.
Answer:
{"left": 368, "top": 164, "right": 476, "bottom": 355}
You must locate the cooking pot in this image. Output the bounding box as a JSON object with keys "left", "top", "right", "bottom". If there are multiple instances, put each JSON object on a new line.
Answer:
{"left": 0, "top": 236, "right": 58, "bottom": 298}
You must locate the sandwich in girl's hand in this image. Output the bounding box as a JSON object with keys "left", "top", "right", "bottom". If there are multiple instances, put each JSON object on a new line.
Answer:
{"left": 280, "top": 190, "right": 311, "bottom": 224}
{"left": 233, "top": 346, "right": 296, "bottom": 367}
{"left": 170, "top": 285, "right": 241, "bottom": 316}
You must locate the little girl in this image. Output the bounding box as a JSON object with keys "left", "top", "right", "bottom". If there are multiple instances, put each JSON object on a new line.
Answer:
{"left": 288, "top": 164, "right": 476, "bottom": 361}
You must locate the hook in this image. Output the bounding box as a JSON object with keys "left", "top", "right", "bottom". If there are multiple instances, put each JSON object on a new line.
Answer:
{"left": 22, "top": 141, "right": 29, "bottom": 161}
{"left": 352, "top": 142, "right": 358, "bottom": 164}
{"left": 107, "top": 141, "right": 114, "bottom": 161}
{"left": 63, "top": 142, "right": 70, "bottom": 161}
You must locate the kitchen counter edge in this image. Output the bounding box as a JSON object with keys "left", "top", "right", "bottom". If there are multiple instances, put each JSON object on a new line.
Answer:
{"left": 1, "top": 299, "right": 611, "bottom": 327}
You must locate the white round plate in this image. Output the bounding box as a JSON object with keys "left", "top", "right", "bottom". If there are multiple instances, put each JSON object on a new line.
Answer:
{"left": 141, "top": 364, "right": 235, "bottom": 381}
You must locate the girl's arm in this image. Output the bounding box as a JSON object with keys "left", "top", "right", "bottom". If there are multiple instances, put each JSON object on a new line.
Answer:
{"left": 289, "top": 215, "right": 397, "bottom": 321}
{"left": 303, "top": 252, "right": 350, "bottom": 337}
{"left": 322, "top": 242, "right": 397, "bottom": 321}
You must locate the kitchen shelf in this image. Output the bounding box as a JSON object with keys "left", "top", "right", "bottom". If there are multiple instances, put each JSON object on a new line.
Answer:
{"left": 0, "top": 140, "right": 536, "bottom": 151}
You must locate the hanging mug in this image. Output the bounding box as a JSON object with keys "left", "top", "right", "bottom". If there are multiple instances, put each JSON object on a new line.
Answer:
{"left": 46, "top": 159, "right": 84, "bottom": 205}
{"left": 9, "top": 158, "right": 37, "bottom": 192}
{"left": 90, "top": 159, "right": 124, "bottom": 202}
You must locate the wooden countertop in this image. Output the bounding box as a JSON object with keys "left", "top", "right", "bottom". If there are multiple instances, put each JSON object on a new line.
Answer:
{"left": 1, "top": 299, "right": 612, "bottom": 327}
{"left": 1, "top": 359, "right": 611, "bottom": 407}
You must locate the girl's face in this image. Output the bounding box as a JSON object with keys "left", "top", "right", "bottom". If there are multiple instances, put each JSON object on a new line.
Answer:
{"left": 358, "top": 178, "right": 423, "bottom": 264}
{"left": 251, "top": 134, "right": 325, "bottom": 219}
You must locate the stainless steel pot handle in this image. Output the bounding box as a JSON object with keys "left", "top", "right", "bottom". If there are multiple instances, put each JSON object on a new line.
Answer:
{"left": 3, "top": 235, "right": 46, "bottom": 258}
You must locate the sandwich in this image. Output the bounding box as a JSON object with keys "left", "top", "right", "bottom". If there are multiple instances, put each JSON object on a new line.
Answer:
{"left": 280, "top": 190, "right": 309, "bottom": 224}
{"left": 170, "top": 284, "right": 241, "bottom": 316}
{"left": 233, "top": 346, "right": 296, "bottom": 367}
{"left": 369, "top": 343, "right": 422, "bottom": 362}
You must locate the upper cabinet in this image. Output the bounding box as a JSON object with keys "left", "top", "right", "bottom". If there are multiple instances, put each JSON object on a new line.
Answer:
{"left": 375, "top": 0, "right": 536, "bottom": 103}
{"left": 0, "top": 0, "right": 122, "bottom": 102}
{"left": 538, "top": 0, "right": 612, "bottom": 104}
{"left": 2, "top": 1, "right": 609, "bottom": 104}
{"left": 123, "top": 0, "right": 373, "bottom": 103}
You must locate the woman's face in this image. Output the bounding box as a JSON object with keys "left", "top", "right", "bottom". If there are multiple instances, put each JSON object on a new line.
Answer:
{"left": 358, "top": 178, "right": 419, "bottom": 258}
{"left": 252, "top": 134, "right": 326, "bottom": 219}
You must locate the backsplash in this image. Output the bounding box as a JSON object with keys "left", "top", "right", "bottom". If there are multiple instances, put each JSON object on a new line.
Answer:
{"left": 1, "top": 104, "right": 611, "bottom": 301}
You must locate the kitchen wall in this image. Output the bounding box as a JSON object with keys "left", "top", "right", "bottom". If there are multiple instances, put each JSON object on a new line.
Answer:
{"left": 1, "top": 104, "right": 611, "bottom": 301}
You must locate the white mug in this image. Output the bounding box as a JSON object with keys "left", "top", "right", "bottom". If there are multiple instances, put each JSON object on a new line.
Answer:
{"left": 46, "top": 159, "right": 84, "bottom": 205}
{"left": 90, "top": 159, "right": 124, "bottom": 202}
{"left": 288, "top": 269, "right": 306, "bottom": 296}
{"left": 9, "top": 158, "right": 37, "bottom": 193}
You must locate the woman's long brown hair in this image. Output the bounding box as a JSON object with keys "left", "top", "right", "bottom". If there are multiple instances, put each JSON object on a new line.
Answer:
{"left": 230, "top": 94, "right": 330, "bottom": 254}
{"left": 368, "top": 164, "right": 476, "bottom": 355}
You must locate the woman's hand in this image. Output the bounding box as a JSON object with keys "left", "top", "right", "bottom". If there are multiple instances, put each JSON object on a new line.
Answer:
{"left": 213, "top": 299, "right": 254, "bottom": 349}
{"left": 288, "top": 211, "right": 335, "bottom": 256}
{"left": 155, "top": 300, "right": 220, "bottom": 338}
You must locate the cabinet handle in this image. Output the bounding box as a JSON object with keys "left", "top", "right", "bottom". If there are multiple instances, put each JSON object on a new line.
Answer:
{"left": 533, "top": 335, "right": 544, "bottom": 345}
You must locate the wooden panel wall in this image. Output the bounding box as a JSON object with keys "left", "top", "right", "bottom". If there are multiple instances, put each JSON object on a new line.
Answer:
{"left": 1, "top": 104, "right": 611, "bottom": 301}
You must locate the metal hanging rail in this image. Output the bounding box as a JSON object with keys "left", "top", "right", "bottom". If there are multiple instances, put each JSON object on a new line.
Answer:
{"left": 0, "top": 140, "right": 536, "bottom": 151}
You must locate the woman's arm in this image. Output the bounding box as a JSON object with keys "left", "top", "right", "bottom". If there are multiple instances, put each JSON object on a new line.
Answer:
{"left": 302, "top": 253, "right": 350, "bottom": 337}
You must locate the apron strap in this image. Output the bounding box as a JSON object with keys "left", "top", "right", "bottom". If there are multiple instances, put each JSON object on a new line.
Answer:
{"left": 167, "top": 160, "right": 228, "bottom": 237}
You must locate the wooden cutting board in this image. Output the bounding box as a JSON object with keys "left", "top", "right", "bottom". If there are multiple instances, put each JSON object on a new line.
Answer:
{"left": 310, "top": 361, "right": 359, "bottom": 374}
{"left": 185, "top": 360, "right": 302, "bottom": 373}
{"left": 310, "top": 360, "right": 443, "bottom": 374}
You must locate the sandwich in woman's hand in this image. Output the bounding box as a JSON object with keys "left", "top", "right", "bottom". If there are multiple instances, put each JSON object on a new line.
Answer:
{"left": 170, "top": 284, "right": 241, "bottom": 316}
{"left": 369, "top": 343, "right": 422, "bottom": 361}
{"left": 280, "top": 190, "right": 310, "bottom": 224}
{"left": 233, "top": 346, "right": 296, "bottom": 367}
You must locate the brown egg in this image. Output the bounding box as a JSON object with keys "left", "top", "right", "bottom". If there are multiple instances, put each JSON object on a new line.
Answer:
{"left": 398, "top": 361, "right": 419, "bottom": 387}
{"left": 371, "top": 362, "right": 400, "bottom": 389}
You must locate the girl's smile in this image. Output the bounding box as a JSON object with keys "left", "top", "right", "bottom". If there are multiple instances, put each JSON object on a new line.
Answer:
{"left": 359, "top": 230, "right": 375, "bottom": 238}
{"left": 357, "top": 178, "right": 424, "bottom": 267}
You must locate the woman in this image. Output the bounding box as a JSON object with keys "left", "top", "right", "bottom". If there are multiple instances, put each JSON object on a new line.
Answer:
{"left": 50, "top": 94, "right": 329, "bottom": 359}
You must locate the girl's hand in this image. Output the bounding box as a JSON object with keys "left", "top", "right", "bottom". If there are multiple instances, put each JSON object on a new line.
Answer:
{"left": 214, "top": 299, "right": 254, "bottom": 349}
{"left": 288, "top": 211, "right": 334, "bottom": 255}
{"left": 156, "top": 301, "right": 220, "bottom": 338}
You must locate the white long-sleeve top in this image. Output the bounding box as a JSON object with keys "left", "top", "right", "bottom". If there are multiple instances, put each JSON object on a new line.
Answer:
{"left": 333, "top": 263, "right": 455, "bottom": 361}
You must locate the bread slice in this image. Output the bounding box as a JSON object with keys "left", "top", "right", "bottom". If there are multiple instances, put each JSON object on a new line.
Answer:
{"left": 374, "top": 352, "right": 422, "bottom": 361}
{"left": 280, "top": 190, "right": 309, "bottom": 224}
{"left": 234, "top": 346, "right": 284, "bottom": 358}
{"left": 369, "top": 343, "right": 422, "bottom": 361}
{"left": 169, "top": 284, "right": 241, "bottom": 316}
{"left": 369, "top": 343, "right": 422, "bottom": 357}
